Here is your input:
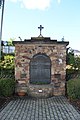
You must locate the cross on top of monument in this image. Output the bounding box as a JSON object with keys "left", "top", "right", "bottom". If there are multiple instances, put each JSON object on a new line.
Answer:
{"left": 38, "top": 25, "right": 44, "bottom": 37}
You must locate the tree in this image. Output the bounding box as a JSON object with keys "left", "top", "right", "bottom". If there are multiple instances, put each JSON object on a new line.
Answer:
{"left": 66, "top": 47, "right": 80, "bottom": 80}
{"left": 66, "top": 47, "right": 75, "bottom": 66}
{"left": 7, "top": 38, "right": 14, "bottom": 46}
{"left": 0, "top": 55, "right": 15, "bottom": 69}
{"left": 0, "top": 0, "right": 5, "bottom": 59}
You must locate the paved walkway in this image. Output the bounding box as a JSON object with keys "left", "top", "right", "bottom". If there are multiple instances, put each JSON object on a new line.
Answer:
{"left": 0, "top": 96, "right": 80, "bottom": 120}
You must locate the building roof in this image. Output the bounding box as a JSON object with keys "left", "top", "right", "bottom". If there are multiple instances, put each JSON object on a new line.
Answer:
{"left": 13, "top": 37, "right": 69, "bottom": 46}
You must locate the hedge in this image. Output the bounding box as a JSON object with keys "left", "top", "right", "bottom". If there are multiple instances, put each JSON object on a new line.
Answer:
{"left": 0, "top": 78, "right": 15, "bottom": 97}
{"left": 67, "top": 79, "right": 80, "bottom": 99}
{"left": 0, "top": 68, "right": 14, "bottom": 79}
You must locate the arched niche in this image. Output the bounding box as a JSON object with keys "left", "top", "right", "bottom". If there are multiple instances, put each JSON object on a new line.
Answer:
{"left": 30, "top": 53, "right": 51, "bottom": 84}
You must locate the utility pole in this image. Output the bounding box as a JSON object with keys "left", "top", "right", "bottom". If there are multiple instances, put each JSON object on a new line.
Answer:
{"left": 0, "top": 0, "right": 5, "bottom": 59}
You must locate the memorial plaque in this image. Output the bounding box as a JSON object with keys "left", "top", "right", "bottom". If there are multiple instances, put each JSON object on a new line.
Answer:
{"left": 30, "top": 54, "right": 51, "bottom": 84}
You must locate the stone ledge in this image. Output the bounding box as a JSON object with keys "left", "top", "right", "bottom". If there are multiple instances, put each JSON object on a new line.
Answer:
{"left": 27, "top": 84, "right": 53, "bottom": 98}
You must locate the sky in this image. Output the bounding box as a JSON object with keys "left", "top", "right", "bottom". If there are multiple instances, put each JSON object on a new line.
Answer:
{"left": 0, "top": 0, "right": 80, "bottom": 50}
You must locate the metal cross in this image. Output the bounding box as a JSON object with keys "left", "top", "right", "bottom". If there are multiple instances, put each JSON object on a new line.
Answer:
{"left": 38, "top": 25, "right": 44, "bottom": 37}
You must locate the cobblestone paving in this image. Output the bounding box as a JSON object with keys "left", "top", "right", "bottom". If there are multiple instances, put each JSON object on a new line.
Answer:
{"left": 0, "top": 96, "right": 80, "bottom": 120}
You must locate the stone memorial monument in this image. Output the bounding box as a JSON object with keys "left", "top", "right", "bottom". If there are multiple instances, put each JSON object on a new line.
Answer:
{"left": 13, "top": 25, "right": 69, "bottom": 98}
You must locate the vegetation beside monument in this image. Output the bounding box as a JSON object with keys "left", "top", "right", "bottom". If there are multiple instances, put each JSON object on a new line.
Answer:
{"left": 66, "top": 49, "right": 80, "bottom": 99}
{"left": 67, "top": 79, "right": 80, "bottom": 99}
{"left": 66, "top": 48, "right": 80, "bottom": 80}
{"left": 0, "top": 55, "right": 14, "bottom": 79}
{"left": 0, "top": 78, "right": 15, "bottom": 97}
{"left": 66, "top": 48, "right": 80, "bottom": 111}
{"left": 0, "top": 55, "right": 15, "bottom": 97}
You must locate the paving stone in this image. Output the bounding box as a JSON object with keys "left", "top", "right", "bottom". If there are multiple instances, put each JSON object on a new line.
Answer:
{"left": 0, "top": 96, "right": 80, "bottom": 120}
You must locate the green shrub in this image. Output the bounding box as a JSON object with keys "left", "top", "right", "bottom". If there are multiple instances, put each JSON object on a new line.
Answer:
{"left": 0, "top": 68, "right": 14, "bottom": 79}
{"left": 67, "top": 79, "right": 80, "bottom": 99}
{"left": 0, "top": 55, "right": 14, "bottom": 69}
{"left": 0, "top": 78, "right": 15, "bottom": 97}
{"left": 0, "top": 55, "right": 15, "bottom": 79}
{"left": 66, "top": 69, "right": 80, "bottom": 81}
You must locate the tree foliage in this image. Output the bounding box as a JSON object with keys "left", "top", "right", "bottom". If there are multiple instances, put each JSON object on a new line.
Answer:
{"left": 7, "top": 38, "right": 14, "bottom": 46}
{"left": 66, "top": 48, "right": 75, "bottom": 66}
{"left": 0, "top": 55, "right": 14, "bottom": 69}
{"left": 66, "top": 47, "right": 80, "bottom": 80}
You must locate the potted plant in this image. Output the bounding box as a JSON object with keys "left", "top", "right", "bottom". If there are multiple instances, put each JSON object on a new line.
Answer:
{"left": 18, "top": 90, "right": 26, "bottom": 96}
{"left": 17, "top": 80, "right": 26, "bottom": 96}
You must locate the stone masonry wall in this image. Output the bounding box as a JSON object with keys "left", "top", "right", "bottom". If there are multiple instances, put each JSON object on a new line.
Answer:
{"left": 15, "top": 43, "right": 67, "bottom": 96}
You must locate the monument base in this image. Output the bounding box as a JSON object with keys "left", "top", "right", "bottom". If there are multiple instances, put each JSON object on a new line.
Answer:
{"left": 27, "top": 84, "right": 53, "bottom": 98}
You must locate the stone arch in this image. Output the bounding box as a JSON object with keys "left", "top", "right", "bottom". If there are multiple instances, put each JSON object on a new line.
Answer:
{"left": 30, "top": 53, "right": 51, "bottom": 84}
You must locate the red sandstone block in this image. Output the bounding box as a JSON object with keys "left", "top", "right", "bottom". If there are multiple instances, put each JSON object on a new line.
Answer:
{"left": 16, "top": 71, "right": 21, "bottom": 79}
{"left": 61, "top": 74, "right": 66, "bottom": 80}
